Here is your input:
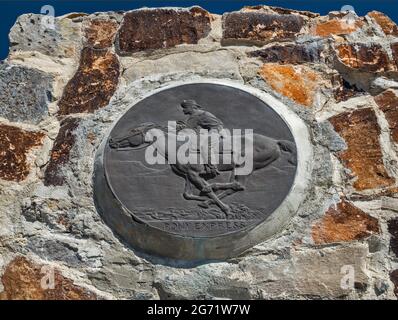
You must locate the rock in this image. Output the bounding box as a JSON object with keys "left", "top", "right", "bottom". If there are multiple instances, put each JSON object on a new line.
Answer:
{"left": 21, "top": 198, "right": 74, "bottom": 232}
{"left": 374, "top": 90, "right": 398, "bottom": 143}
{"left": 0, "top": 64, "right": 53, "bottom": 124}
{"left": 1, "top": 5, "right": 398, "bottom": 300}
{"left": 335, "top": 43, "right": 393, "bottom": 73}
{"left": 247, "top": 42, "right": 323, "bottom": 64}
{"left": 44, "top": 117, "right": 80, "bottom": 186}
{"left": 0, "top": 124, "right": 45, "bottom": 182}
{"left": 122, "top": 50, "right": 242, "bottom": 82}
{"left": 241, "top": 5, "right": 319, "bottom": 18}
{"left": 334, "top": 77, "right": 365, "bottom": 102}
{"left": 390, "top": 269, "right": 398, "bottom": 298}
{"left": 222, "top": 10, "right": 305, "bottom": 45}
{"left": 329, "top": 108, "right": 395, "bottom": 190}
{"left": 9, "top": 13, "right": 82, "bottom": 58}
{"left": 26, "top": 237, "right": 81, "bottom": 267}
{"left": 258, "top": 63, "right": 321, "bottom": 106}
{"left": 116, "top": 7, "right": 211, "bottom": 54}
{"left": 313, "top": 17, "right": 364, "bottom": 37}
{"left": 312, "top": 199, "right": 380, "bottom": 244}
{"left": 0, "top": 257, "right": 96, "bottom": 300}
{"left": 57, "top": 47, "right": 120, "bottom": 115}
{"left": 387, "top": 218, "right": 398, "bottom": 257}
{"left": 84, "top": 17, "right": 119, "bottom": 49}
{"left": 374, "top": 278, "right": 389, "bottom": 296}
{"left": 370, "top": 77, "right": 398, "bottom": 95}
{"left": 291, "top": 244, "right": 369, "bottom": 297}
{"left": 367, "top": 11, "right": 398, "bottom": 36}
{"left": 390, "top": 42, "right": 398, "bottom": 69}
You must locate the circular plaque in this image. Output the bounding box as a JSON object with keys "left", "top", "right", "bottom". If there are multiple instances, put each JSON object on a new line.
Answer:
{"left": 94, "top": 81, "right": 312, "bottom": 260}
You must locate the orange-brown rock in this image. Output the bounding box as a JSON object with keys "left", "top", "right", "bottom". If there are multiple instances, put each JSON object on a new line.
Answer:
{"left": 336, "top": 43, "right": 392, "bottom": 73}
{"left": 85, "top": 18, "right": 119, "bottom": 49}
{"left": 222, "top": 11, "right": 305, "bottom": 45}
{"left": 44, "top": 117, "right": 80, "bottom": 186}
{"left": 58, "top": 47, "right": 120, "bottom": 115}
{"left": 391, "top": 42, "right": 398, "bottom": 69}
{"left": 117, "top": 7, "right": 211, "bottom": 54}
{"left": 314, "top": 18, "right": 363, "bottom": 37}
{"left": 258, "top": 63, "right": 319, "bottom": 106}
{"left": 329, "top": 108, "right": 395, "bottom": 190}
{"left": 0, "top": 124, "right": 44, "bottom": 182}
{"left": 333, "top": 76, "right": 364, "bottom": 102}
{"left": 368, "top": 11, "right": 398, "bottom": 36}
{"left": 312, "top": 199, "right": 380, "bottom": 244}
{"left": 0, "top": 257, "right": 97, "bottom": 300}
{"left": 374, "top": 90, "right": 398, "bottom": 143}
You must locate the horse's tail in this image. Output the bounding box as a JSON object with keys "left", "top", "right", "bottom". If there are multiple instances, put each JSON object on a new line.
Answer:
{"left": 277, "top": 140, "right": 297, "bottom": 165}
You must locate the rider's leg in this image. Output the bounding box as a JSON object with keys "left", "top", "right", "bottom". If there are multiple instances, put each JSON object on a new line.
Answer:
{"left": 187, "top": 171, "right": 230, "bottom": 213}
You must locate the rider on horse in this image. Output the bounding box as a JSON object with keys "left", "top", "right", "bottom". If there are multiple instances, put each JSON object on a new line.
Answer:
{"left": 180, "top": 99, "right": 224, "bottom": 177}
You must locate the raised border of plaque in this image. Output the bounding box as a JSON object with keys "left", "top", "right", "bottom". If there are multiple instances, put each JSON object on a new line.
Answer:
{"left": 93, "top": 80, "right": 313, "bottom": 261}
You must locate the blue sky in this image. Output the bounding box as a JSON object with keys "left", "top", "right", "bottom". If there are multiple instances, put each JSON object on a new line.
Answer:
{"left": 1, "top": 1, "right": 397, "bottom": 59}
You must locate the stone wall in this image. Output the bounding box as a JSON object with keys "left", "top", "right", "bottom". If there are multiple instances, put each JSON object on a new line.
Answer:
{"left": 0, "top": 5, "right": 398, "bottom": 299}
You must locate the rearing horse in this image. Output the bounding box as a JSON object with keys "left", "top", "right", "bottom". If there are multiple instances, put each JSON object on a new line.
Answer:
{"left": 109, "top": 123, "right": 296, "bottom": 215}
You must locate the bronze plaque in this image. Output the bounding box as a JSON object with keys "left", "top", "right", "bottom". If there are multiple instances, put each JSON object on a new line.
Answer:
{"left": 94, "top": 83, "right": 299, "bottom": 260}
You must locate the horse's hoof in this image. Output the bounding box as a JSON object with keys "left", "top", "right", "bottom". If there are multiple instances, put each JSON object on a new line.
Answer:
{"left": 198, "top": 202, "right": 209, "bottom": 209}
{"left": 221, "top": 205, "right": 231, "bottom": 214}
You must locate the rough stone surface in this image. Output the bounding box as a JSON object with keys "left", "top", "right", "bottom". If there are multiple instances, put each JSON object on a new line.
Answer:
{"left": 387, "top": 218, "right": 398, "bottom": 257}
{"left": 117, "top": 7, "right": 211, "bottom": 54}
{"left": 1, "top": 5, "right": 398, "bottom": 300}
{"left": 248, "top": 42, "right": 323, "bottom": 64}
{"left": 312, "top": 199, "right": 380, "bottom": 244}
{"left": 0, "top": 124, "right": 44, "bottom": 182}
{"left": 58, "top": 47, "right": 120, "bottom": 115}
{"left": 368, "top": 11, "right": 398, "bottom": 36}
{"left": 314, "top": 18, "right": 363, "bottom": 37}
{"left": 0, "top": 64, "right": 53, "bottom": 124}
{"left": 335, "top": 43, "right": 393, "bottom": 73}
{"left": 334, "top": 77, "right": 365, "bottom": 102}
{"left": 0, "top": 257, "right": 97, "bottom": 300}
{"left": 44, "top": 117, "right": 80, "bottom": 186}
{"left": 374, "top": 90, "right": 398, "bottom": 144}
{"left": 85, "top": 18, "right": 119, "bottom": 49}
{"left": 258, "top": 63, "right": 320, "bottom": 106}
{"left": 8, "top": 13, "right": 82, "bottom": 58}
{"left": 122, "top": 50, "right": 242, "bottom": 82}
{"left": 391, "top": 270, "right": 398, "bottom": 298}
{"left": 329, "top": 108, "right": 395, "bottom": 190}
{"left": 222, "top": 10, "right": 305, "bottom": 45}
{"left": 391, "top": 42, "right": 398, "bottom": 68}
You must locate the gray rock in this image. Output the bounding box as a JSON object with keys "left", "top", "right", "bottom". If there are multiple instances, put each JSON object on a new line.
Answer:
{"left": 0, "top": 63, "right": 53, "bottom": 124}
{"left": 26, "top": 237, "right": 81, "bottom": 267}
{"left": 8, "top": 13, "right": 82, "bottom": 58}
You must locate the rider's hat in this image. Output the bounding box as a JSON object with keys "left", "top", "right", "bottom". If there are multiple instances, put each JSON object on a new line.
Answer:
{"left": 180, "top": 99, "right": 202, "bottom": 109}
